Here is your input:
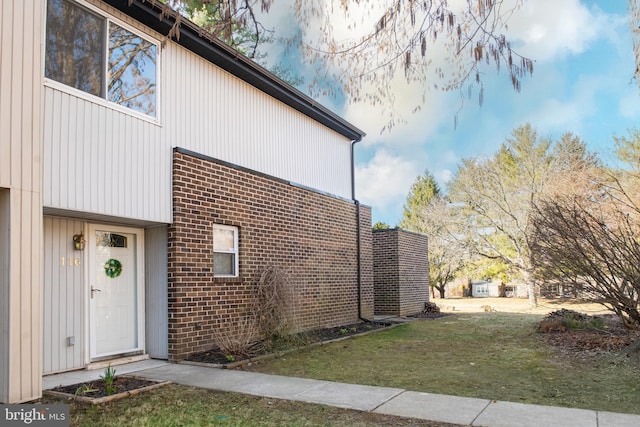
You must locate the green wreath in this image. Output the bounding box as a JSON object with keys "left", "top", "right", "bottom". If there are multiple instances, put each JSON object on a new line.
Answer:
{"left": 104, "top": 259, "right": 122, "bottom": 278}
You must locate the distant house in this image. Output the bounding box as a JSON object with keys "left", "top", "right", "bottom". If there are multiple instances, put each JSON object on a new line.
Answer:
{"left": 471, "top": 281, "right": 528, "bottom": 298}
{"left": 1, "top": 0, "right": 372, "bottom": 403}
{"left": 439, "top": 279, "right": 527, "bottom": 298}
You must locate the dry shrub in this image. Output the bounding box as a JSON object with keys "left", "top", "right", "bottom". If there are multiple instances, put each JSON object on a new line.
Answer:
{"left": 210, "top": 264, "right": 296, "bottom": 358}
{"left": 212, "top": 314, "right": 263, "bottom": 358}
{"left": 255, "top": 264, "right": 296, "bottom": 339}
{"left": 537, "top": 309, "right": 605, "bottom": 333}
{"left": 538, "top": 320, "right": 568, "bottom": 333}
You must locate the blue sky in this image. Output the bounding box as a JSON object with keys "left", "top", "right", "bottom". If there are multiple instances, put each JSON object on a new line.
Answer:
{"left": 259, "top": 0, "right": 639, "bottom": 226}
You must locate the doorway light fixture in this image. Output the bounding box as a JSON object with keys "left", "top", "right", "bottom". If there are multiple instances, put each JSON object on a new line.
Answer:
{"left": 73, "top": 231, "right": 85, "bottom": 251}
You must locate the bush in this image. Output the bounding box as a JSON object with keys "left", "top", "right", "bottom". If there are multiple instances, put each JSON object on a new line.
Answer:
{"left": 537, "top": 309, "right": 605, "bottom": 333}
{"left": 212, "top": 315, "right": 264, "bottom": 358}
{"left": 210, "top": 264, "right": 295, "bottom": 359}
{"left": 255, "top": 264, "right": 296, "bottom": 339}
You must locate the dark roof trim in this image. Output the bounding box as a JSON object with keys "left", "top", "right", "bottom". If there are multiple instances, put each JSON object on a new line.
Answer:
{"left": 102, "top": 0, "right": 365, "bottom": 142}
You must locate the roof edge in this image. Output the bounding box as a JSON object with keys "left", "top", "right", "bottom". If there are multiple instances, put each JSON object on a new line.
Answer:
{"left": 102, "top": 0, "right": 365, "bottom": 142}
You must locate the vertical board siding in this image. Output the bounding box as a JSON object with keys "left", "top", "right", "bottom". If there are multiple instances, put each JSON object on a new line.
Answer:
{"left": 145, "top": 226, "right": 168, "bottom": 359}
{"left": 43, "top": 217, "right": 85, "bottom": 374}
{"left": 0, "top": 0, "right": 13, "bottom": 188}
{"left": 0, "top": 191, "right": 10, "bottom": 402}
{"left": 42, "top": 0, "right": 173, "bottom": 222}
{"left": 0, "top": 0, "right": 43, "bottom": 403}
{"left": 43, "top": 2, "right": 355, "bottom": 221}
{"left": 161, "top": 41, "right": 354, "bottom": 199}
{"left": 42, "top": 87, "right": 171, "bottom": 222}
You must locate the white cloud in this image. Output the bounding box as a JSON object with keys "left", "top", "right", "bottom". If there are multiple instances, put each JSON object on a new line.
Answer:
{"left": 258, "top": 0, "right": 620, "bottom": 144}
{"left": 329, "top": 0, "right": 621, "bottom": 144}
{"left": 344, "top": 76, "right": 455, "bottom": 147}
{"left": 525, "top": 98, "right": 586, "bottom": 132}
{"left": 522, "top": 75, "right": 600, "bottom": 133}
{"left": 355, "top": 149, "right": 419, "bottom": 217}
{"left": 505, "top": 0, "right": 616, "bottom": 62}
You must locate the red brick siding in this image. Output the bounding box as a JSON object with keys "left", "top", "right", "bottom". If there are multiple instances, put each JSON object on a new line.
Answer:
{"left": 373, "top": 228, "right": 429, "bottom": 316}
{"left": 168, "top": 149, "right": 373, "bottom": 360}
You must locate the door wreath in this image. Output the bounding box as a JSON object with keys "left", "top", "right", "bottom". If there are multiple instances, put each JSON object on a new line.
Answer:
{"left": 104, "top": 259, "right": 122, "bottom": 278}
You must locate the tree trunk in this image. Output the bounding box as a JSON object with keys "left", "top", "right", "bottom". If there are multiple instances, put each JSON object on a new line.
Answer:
{"left": 523, "top": 269, "right": 538, "bottom": 307}
{"left": 620, "top": 337, "right": 640, "bottom": 366}
{"left": 439, "top": 286, "right": 446, "bottom": 299}
{"left": 527, "top": 284, "right": 537, "bottom": 307}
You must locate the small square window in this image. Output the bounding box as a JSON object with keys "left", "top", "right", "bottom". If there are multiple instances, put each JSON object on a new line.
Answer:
{"left": 213, "top": 225, "right": 238, "bottom": 277}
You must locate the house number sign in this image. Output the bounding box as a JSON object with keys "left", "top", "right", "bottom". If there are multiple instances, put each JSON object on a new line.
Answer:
{"left": 60, "top": 257, "right": 81, "bottom": 267}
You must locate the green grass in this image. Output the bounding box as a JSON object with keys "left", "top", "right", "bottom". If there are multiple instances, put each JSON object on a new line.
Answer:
{"left": 41, "top": 384, "right": 460, "bottom": 427}
{"left": 245, "top": 313, "right": 640, "bottom": 414}
{"left": 40, "top": 310, "right": 639, "bottom": 425}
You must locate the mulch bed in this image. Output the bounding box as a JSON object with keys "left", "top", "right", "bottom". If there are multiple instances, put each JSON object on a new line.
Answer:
{"left": 186, "top": 321, "right": 393, "bottom": 365}
{"left": 538, "top": 312, "right": 640, "bottom": 356}
{"left": 49, "top": 376, "right": 160, "bottom": 399}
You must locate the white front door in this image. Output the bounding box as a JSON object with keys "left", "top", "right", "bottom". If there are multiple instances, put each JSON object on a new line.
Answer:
{"left": 89, "top": 224, "right": 144, "bottom": 359}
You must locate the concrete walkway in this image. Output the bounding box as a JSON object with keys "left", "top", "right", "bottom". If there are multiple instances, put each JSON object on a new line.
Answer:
{"left": 43, "top": 360, "right": 640, "bottom": 427}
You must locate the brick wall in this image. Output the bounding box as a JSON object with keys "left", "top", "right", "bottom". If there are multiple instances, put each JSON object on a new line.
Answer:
{"left": 373, "top": 228, "right": 429, "bottom": 316}
{"left": 372, "top": 230, "right": 399, "bottom": 315}
{"left": 168, "top": 148, "right": 373, "bottom": 360}
{"left": 358, "top": 204, "right": 374, "bottom": 319}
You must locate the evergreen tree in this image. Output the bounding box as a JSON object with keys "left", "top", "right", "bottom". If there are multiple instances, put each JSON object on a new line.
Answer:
{"left": 400, "top": 171, "right": 441, "bottom": 232}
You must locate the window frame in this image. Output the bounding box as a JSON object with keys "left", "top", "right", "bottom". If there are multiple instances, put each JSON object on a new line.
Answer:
{"left": 44, "top": 0, "right": 160, "bottom": 122}
{"left": 213, "top": 224, "right": 239, "bottom": 278}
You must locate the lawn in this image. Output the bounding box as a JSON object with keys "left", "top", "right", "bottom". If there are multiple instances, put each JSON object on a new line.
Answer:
{"left": 243, "top": 300, "right": 640, "bottom": 415}
{"left": 40, "top": 298, "right": 639, "bottom": 425}
{"left": 41, "top": 384, "right": 461, "bottom": 427}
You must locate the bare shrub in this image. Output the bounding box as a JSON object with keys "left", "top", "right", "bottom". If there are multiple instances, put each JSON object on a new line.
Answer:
{"left": 208, "top": 264, "right": 295, "bottom": 359}
{"left": 254, "top": 264, "right": 296, "bottom": 339}
{"left": 212, "top": 314, "right": 263, "bottom": 358}
{"left": 532, "top": 198, "right": 640, "bottom": 329}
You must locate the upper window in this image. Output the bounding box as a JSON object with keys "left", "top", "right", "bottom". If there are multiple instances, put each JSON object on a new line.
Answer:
{"left": 45, "top": 0, "right": 157, "bottom": 117}
{"left": 213, "top": 225, "right": 239, "bottom": 277}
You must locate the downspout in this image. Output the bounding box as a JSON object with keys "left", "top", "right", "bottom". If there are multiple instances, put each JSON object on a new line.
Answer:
{"left": 351, "top": 138, "right": 370, "bottom": 322}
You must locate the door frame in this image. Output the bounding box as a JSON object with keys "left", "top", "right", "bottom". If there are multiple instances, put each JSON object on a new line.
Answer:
{"left": 87, "top": 223, "right": 145, "bottom": 360}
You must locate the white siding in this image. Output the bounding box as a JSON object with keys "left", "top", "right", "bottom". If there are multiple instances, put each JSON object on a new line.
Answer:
{"left": 42, "top": 1, "right": 354, "bottom": 223}
{"left": 0, "top": 191, "right": 10, "bottom": 401}
{"left": 0, "top": 0, "right": 44, "bottom": 403}
{"left": 162, "top": 44, "right": 354, "bottom": 199}
{"left": 42, "top": 87, "right": 170, "bottom": 222}
{"left": 145, "top": 226, "right": 168, "bottom": 359}
{"left": 43, "top": 217, "right": 85, "bottom": 374}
